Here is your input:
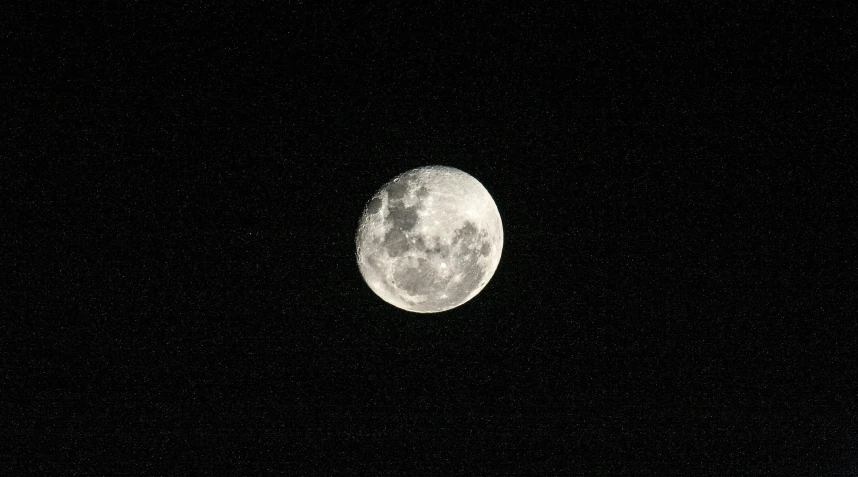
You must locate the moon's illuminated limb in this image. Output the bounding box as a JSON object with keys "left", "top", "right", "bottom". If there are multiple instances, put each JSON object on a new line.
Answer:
{"left": 356, "top": 166, "right": 503, "bottom": 313}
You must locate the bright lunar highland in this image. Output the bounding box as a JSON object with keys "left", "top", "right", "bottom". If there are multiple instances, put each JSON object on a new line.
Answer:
{"left": 356, "top": 166, "right": 503, "bottom": 313}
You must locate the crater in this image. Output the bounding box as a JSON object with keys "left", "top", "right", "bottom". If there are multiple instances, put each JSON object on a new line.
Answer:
{"left": 409, "top": 262, "right": 486, "bottom": 313}
{"left": 447, "top": 264, "right": 485, "bottom": 299}
{"left": 424, "top": 244, "right": 446, "bottom": 256}
{"left": 480, "top": 241, "right": 491, "bottom": 256}
{"left": 393, "top": 258, "right": 439, "bottom": 296}
{"left": 413, "top": 235, "right": 427, "bottom": 250}
{"left": 366, "top": 197, "right": 382, "bottom": 214}
{"left": 416, "top": 186, "right": 429, "bottom": 198}
{"left": 386, "top": 179, "right": 410, "bottom": 200}
{"left": 387, "top": 204, "right": 419, "bottom": 231}
{"left": 382, "top": 229, "right": 409, "bottom": 257}
{"left": 451, "top": 221, "right": 478, "bottom": 245}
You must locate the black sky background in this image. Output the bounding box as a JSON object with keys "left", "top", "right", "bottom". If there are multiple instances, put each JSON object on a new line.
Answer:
{"left": 5, "top": 2, "right": 858, "bottom": 474}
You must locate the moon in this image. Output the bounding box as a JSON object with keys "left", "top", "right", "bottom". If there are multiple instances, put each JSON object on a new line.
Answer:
{"left": 356, "top": 166, "right": 504, "bottom": 313}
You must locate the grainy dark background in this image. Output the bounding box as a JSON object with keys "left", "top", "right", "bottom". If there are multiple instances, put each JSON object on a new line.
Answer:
{"left": 4, "top": 2, "right": 857, "bottom": 475}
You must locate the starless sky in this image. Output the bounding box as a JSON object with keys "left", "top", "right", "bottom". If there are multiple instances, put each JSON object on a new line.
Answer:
{"left": 5, "top": 2, "right": 857, "bottom": 475}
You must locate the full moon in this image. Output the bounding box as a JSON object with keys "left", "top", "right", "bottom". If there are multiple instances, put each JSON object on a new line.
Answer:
{"left": 356, "top": 166, "right": 503, "bottom": 313}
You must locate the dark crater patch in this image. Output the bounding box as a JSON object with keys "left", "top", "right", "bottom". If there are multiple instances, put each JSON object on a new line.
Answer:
{"left": 382, "top": 229, "right": 409, "bottom": 257}
{"left": 480, "top": 241, "right": 491, "bottom": 256}
{"left": 416, "top": 186, "right": 429, "bottom": 198}
{"left": 387, "top": 204, "right": 419, "bottom": 231}
{"left": 419, "top": 235, "right": 447, "bottom": 257}
{"left": 386, "top": 179, "right": 410, "bottom": 200}
{"left": 393, "top": 258, "right": 439, "bottom": 296}
{"left": 366, "top": 197, "right": 382, "bottom": 214}
{"left": 451, "top": 221, "right": 478, "bottom": 245}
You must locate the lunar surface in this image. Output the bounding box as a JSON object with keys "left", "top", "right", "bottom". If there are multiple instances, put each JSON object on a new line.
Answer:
{"left": 356, "top": 166, "right": 503, "bottom": 313}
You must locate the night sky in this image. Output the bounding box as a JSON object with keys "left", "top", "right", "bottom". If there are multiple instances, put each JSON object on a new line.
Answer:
{"left": 6, "top": 2, "right": 857, "bottom": 474}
